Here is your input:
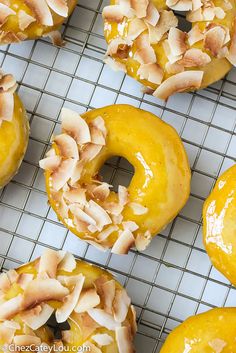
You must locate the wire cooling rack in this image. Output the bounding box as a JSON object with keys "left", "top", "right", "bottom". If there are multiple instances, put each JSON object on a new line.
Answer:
{"left": 0, "top": 0, "right": 236, "bottom": 352}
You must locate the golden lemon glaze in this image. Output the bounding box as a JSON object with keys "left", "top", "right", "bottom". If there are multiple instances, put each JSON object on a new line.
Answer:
{"left": 160, "top": 308, "right": 236, "bottom": 353}
{"left": 0, "top": 0, "right": 77, "bottom": 44}
{"left": 103, "top": 0, "right": 236, "bottom": 98}
{"left": 203, "top": 164, "right": 236, "bottom": 286}
{"left": 0, "top": 250, "right": 136, "bottom": 353}
{"left": 0, "top": 94, "right": 29, "bottom": 188}
{"left": 42, "top": 104, "right": 191, "bottom": 253}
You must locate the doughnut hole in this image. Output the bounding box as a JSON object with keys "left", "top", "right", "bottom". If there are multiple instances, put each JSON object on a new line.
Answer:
{"left": 100, "top": 156, "right": 135, "bottom": 192}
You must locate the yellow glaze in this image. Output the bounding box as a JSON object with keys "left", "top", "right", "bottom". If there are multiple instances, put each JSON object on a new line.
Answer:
{"left": 104, "top": 0, "right": 235, "bottom": 91}
{"left": 0, "top": 94, "right": 29, "bottom": 188}
{"left": 45, "top": 104, "right": 191, "bottom": 247}
{"left": 0, "top": 259, "right": 134, "bottom": 353}
{"left": 203, "top": 164, "right": 236, "bottom": 286}
{"left": 0, "top": 0, "right": 77, "bottom": 44}
{"left": 160, "top": 308, "right": 236, "bottom": 353}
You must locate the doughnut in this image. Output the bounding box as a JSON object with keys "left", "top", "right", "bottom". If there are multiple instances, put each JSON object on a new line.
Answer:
{"left": 0, "top": 249, "right": 136, "bottom": 353}
{"left": 0, "top": 70, "right": 29, "bottom": 188}
{"left": 203, "top": 164, "right": 236, "bottom": 286}
{"left": 160, "top": 307, "right": 236, "bottom": 352}
{"left": 102, "top": 0, "right": 236, "bottom": 100}
{"left": 39, "top": 104, "right": 191, "bottom": 254}
{"left": 0, "top": 0, "right": 77, "bottom": 45}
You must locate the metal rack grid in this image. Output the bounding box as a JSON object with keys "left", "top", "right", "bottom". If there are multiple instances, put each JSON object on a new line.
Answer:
{"left": 0, "top": 0, "right": 236, "bottom": 352}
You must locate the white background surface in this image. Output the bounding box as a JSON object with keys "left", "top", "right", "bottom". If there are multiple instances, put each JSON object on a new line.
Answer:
{"left": 0, "top": 1, "right": 236, "bottom": 352}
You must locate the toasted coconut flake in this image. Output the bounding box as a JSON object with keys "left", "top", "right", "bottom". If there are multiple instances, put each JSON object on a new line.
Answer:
{"left": 165, "top": 61, "right": 184, "bottom": 74}
{"left": 56, "top": 274, "right": 85, "bottom": 323}
{"left": 128, "top": 202, "right": 148, "bottom": 215}
{"left": 175, "top": 0, "right": 192, "bottom": 10}
{"left": 106, "top": 37, "right": 131, "bottom": 57}
{"left": 85, "top": 239, "right": 108, "bottom": 252}
{"left": 45, "top": 0, "right": 68, "bottom": 17}
{"left": 70, "top": 160, "right": 85, "bottom": 184}
{"left": 122, "top": 221, "right": 139, "bottom": 232}
{"left": 192, "top": 0, "right": 202, "bottom": 10}
{"left": 58, "top": 252, "right": 76, "bottom": 272}
{"left": 134, "top": 35, "right": 156, "bottom": 64}
{"left": 98, "top": 225, "right": 119, "bottom": 242}
{"left": 214, "top": 7, "right": 225, "bottom": 19}
{"left": 180, "top": 48, "right": 211, "bottom": 67}
{"left": 0, "top": 272, "right": 11, "bottom": 292}
{"left": 51, "top": 189, "right": 69, "bottom": 219}
{"left": 89, "top": 121, "right": 106, "bottom": 146}
{"left": 4, "top": 320, "right": 21, "bottom": 330}
{"left": 153, "top": 71, "right": 204, "bottom": 100}
{"left": 17, "top": 274, "right": 34, "bottom": 290}
{"left": 0, "top": 295, "right": 23, "bottom": 320}
{"left": 135, "top": 230, "right": 152, "bottom": 251}
{"left": 130, "top": 0, "right": 149, "bottom": 18}
{"left": 22, "top": 279, "right": 69, "bottom": 309}
{"left": 118, "top": 185, "right": 129, "bottom": 206}
{"left": 187, "top": 8, "right": 203, "bottom": 22}
{"left": 104, "top": 201, "right": 124, "bottom": 216}
{"left": 101, "top": 279, "right": 116, "bottom": 314}
{"left": 0, "top": 323, "right": 16, "bottom": 344}
{"left": 222, "top": 0, "right": 232, "bottom": 10}
{"left": 127, "top": 18, "right": 147, "bottom": 41}
{"left": 75, "top": 288, "right": 100, "bottom": 313}
{"left": 0, "top": 74, "right": 16, "bottom": 92}
{"left": 149, "top": 10, "right": 178, "bottom": 43}
{"left": 51, "top": 158, "right": 77, "bottom": 191}
{"left": 203, "top": 6, "right": 215, "bottom": 20}
{"left": 63, "top": 187, "right": 86, "bottom": 207}
{"left": 204, "top": 26, "right": 225, "bottom": 56}
{"left": 46, "top": 30, "right": 64, "bottom": 46}
{"left": 72, "top": 312, "right": 99, "bottom": 340}
{"left": 92, "top": 333, "right": 113, "bottom": 346}
{"left": 20, "top": 304, "right": 54, "bottom": 330}
{"left": 163, "top": 40, "right": 183, "bottom": 64}
{"left": 39, "top": 155, "right": 62, "bottom": 172}
{"left": 144, "top": 2, "right": 160, "bottom": 26}
{"left": 130, "top": 305, "right": 138, "bottom": 336}
{"left": 57, "top": 274, "right": 84, "bottom": 287}
{"left": 61, "top": 330, "right": 72, "bottom": 343}
{"left": 104, "top": 57, "right": 127, "bottom": 73}
{"left": 0, "top": 92, "right": 14, "bottom": 123}
{"left": 61, "top": 108, "right": 91, "bottom": 145}
{"left": 111, "top": 230, "right": 135, "bottom": 255}
{"left": 24, "top": 0, "right": 53, "bottom": 26}
{"left": 137, "top": 63, "right": 164, "bottom": 85}
{"left": 103, "top": 5, "right": 133, "bottom": 23}
{"left": 54, "top": 134, "right": 79, "bottom": 160}
{"left": 92, "top": 183, "right": 111, "bottom": 201}
{"left": 69, "top": 203, "right": 96, "bottom": 226}
{"left": 0, "top": 4, "right": 16, "bottom": 25}
{"left": 116, "top": 327, "right": 134, "bottom": 353}
{"left": 91, "top": 116, "right": 107, "bottom": 137}
{"left": 18, "top": 10, "right": 36, "bottom": 31}
{"left": 188, "top": 25, "right": 204, "bottom": 46}
{"left": 87, "top": 309, "right": 121, "bottom": 331}
{"left": 226, "top": 19, "right": 236, "bottom": 66}
{"left": 80, "top": 144, "right": 103, "bottom": 162}
{"left": 82, "top": 342, "right": 102, "bottom": 353}
{"left": 168, "top": 28, "right": 187, "bottom": 57}
{"left": 14, "top": 335, "right": 41, "bottom": 346}
{"left": 85, "top": 200, "right": 112, "bottom": 231}
{"left": 113, "top": 288, "right": 131, "bottom": 322}
{"left": 38, "top": 249, "right": 61, "bottom": 279}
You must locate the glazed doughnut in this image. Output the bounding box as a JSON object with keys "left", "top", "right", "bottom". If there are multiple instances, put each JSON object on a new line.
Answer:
{"left": 160, "top": 307, "right": 236, "bottom": 352}
{"left": 0, "top": 249, "right": 136, "bottom": 353}
{"left": 0, "top": 0, "right": 77, "bottom": 45}
{"left": 0, "top": 70, "right": 29, "bottom": 188}
{"left": 203, "top": 164, "right": 236, "bottom": 286}
{"left": 39, "top": 104, "right": 191, "bottom": 254}
{"left": 102, "top": 0, "right": 236, "bottom": 100}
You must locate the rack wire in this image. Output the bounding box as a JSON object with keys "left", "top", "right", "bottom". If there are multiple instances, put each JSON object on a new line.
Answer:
{"left": 0, "top": 0, "right": 236, "bottom": 352}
